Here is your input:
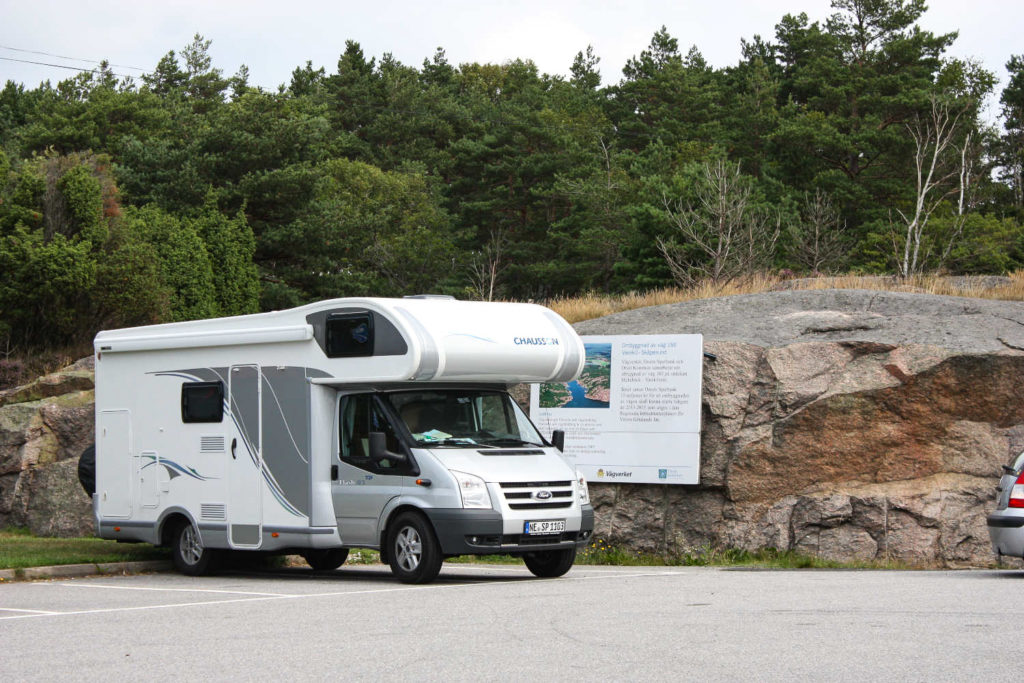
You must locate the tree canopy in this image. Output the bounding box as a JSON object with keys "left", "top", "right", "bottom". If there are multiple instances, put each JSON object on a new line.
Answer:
{"left": 2, "top": 4, "right": 1022, "bottom": 352}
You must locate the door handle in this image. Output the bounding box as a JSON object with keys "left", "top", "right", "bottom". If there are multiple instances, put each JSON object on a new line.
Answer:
{"left": 231, "top": 438, "right": 237, "bottom": 459}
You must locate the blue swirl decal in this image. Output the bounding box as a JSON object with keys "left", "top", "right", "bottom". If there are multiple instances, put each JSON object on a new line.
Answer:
{"left": 140, "top": 454, "right": 215, "bottom": 481}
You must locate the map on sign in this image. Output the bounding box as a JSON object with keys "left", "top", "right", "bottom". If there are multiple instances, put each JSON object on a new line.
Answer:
{"left": 530, "top": 334, "right": 703, "bottom": 485}
{"left": 539, "top": 343, "right": 611, "bottom": 409}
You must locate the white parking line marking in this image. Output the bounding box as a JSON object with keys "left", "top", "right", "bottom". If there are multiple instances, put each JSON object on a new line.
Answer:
{"left": 440, "top": 564, "right": 532, "bottom": 573}
{"left": 0, "top": 607, "right": 60, "bottom": 615}
{"left": 54, "top": 584, "right": 290, "bottom": 597}
{"left": 0, "top": 596, "right": 290, "bottom": 620}
{"left": 440, "top": 564, "right": 676, "bottom": 577}
{"left": 0, "top": 569, "right": 685, "bottom": 621}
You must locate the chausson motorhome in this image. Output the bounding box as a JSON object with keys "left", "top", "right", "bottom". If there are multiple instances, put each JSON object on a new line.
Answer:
{"left": 92, "top": 296, "right": 594, "bottom": 583}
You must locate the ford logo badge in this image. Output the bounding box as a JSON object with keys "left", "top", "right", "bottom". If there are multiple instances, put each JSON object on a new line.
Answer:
{"left": 534, "top": 490, "right": 552, "bottom": 500}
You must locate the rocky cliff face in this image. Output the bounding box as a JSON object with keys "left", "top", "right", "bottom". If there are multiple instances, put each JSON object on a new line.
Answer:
{"left": 576, "top": 290, "right": 1024, "bottom": 567}
{"left": 0, "top": 357, "right": 95, "bottom": 536}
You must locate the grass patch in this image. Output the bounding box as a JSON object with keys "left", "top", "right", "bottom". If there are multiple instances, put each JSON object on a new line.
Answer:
{"left": 345, "top": 548, "right": 381, "bottom": 564}
{"left": 546, "top": 272, "right": 1024, "bottom": 324}
{"left": 0, "top": 528, "right": 169, "bottom": 570}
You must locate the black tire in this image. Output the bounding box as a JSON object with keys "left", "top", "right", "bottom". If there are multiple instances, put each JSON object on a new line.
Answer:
{"left": 77, "top": 444, "right": 95, "bottom": 496}
{"left": 302, "top": 548, "right": 349, "bottom": 571}
{"left": 170, "top": 520, "right": 220, "bottom": 576}
{"left": 523, "top": 547, "right": 577, "bottom": 578}
{"left": 387, "top": 512, "right": 442, "bottom": 584}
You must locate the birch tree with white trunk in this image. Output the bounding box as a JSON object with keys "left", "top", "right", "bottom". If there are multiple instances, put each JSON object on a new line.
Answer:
{"left": 897, "top": 95, "right": 971, "bottom": 277}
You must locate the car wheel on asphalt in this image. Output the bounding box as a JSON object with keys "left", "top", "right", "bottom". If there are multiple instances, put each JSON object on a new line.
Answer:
{"left": 387, "top": 512, "right": 442, "bottom": 584}
{"left": 171, "top": 520, "right": 220, "bottom": 576}
{"left": 523, "top": 547, "right": 576, "bottom": 578}
{"left": 302, "top": 548, "right": 350, "bottom": 571}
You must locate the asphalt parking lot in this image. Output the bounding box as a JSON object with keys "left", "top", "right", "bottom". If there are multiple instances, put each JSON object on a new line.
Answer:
{"left": 2, "top": 562, "right": 1022, "bottom": 681}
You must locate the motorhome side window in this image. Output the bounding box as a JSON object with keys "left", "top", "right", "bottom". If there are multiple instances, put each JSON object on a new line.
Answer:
{"left": 326, "top": 313, "right": 374, "bottom": 357}
{"left": 181, "top": 382, "right": 224, "bottom": 423}
{"left": 339, "top": 395, "right": 403, "bottom": 469}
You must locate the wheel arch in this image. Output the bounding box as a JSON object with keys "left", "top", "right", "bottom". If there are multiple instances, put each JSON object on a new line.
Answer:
{"left": 379, "top": 503, "right": 432, "bottom": 550}
{"left": 157, "top": 507, "right": 200, "bottom": 547}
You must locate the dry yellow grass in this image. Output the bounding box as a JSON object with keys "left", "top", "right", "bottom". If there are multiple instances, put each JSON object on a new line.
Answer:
{"left": 546, "top": 271, "right": 1024, "bottom": 324}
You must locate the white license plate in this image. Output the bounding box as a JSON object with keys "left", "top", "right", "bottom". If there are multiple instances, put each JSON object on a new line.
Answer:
{"left": 524, "top": 520, "right": 565, "bottom": 535}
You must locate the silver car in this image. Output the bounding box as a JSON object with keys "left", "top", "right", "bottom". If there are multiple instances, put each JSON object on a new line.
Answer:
{"left": 988, "top": 450, "right": 1024, "bottom": 561}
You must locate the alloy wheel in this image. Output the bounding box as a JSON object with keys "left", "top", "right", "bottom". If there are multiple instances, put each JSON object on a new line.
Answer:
{"left": 179, "top": 524, "right": 203, "bottom": 566}
{"left": 395, "top": 526, "right": 422, "bottom": 571}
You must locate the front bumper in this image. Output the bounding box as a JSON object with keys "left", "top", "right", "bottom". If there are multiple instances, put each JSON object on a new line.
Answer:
{"left": 425, "top": 504, "right": 595, "bottom": 556}
{"left": 987, "top": 512, "right": 1024, "bottom": 558}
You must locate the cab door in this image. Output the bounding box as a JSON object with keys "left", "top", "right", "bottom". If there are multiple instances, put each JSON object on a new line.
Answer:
{"left": 332, "top": 394, "right": 409, "bottom": 546}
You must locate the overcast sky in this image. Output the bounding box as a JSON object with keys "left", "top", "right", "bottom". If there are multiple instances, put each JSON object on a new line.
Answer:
{"left": 2, "top": 0, "right": 1021, "bottom": 115}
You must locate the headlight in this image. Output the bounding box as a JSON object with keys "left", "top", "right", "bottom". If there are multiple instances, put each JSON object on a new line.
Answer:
{"left": 451, "top": 470, "right": 492, "bottom": 510}
{"left": 576, "top": 469, "right": 590, "bottom": 505}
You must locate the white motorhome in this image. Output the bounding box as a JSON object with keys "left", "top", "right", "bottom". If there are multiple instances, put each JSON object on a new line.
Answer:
{"left": 92, "top": 296, "right": 593, "bottom": 583}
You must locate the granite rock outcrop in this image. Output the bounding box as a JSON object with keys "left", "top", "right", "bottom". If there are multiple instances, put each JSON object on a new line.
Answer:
{"left": 0, "top": 357, "right": 95, "bottom": 536}
{"left": 577, "top": 290, "right": 1024, "bottom": 566}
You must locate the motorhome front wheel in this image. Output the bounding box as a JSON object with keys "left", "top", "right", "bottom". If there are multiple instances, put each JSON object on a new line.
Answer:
{"left": 387, "top": 512, "right": 443, "bottom": 584}
{"left": 523, "top": 547, "right": 577, "bottom": 578}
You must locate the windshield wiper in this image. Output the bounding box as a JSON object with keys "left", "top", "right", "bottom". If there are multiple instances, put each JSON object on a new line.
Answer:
{"left": 416, "top": 437, "right": 497, "bottom": 448}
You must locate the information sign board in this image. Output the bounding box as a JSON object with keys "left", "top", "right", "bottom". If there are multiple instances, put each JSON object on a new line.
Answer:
{"left": 529, "top": 334, "right": 703, "bottom": 484}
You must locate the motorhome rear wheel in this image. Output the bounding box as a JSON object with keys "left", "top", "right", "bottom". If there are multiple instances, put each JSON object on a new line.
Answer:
{"left": 301, "top": 548, "right": 349, "bottom": 571}
{"left": 171, "top": 520, "right": 221, "bottom": 576}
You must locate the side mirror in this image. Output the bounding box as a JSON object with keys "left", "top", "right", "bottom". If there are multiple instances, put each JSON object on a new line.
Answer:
{"left": 550, "top": 429, "right": 565, "bottom": 452}
{"left": 369, "top": 431, "right": 408, "bottom": 465}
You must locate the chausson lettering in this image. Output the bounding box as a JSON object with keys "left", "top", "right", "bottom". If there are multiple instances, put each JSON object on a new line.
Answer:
{"left": 513, "top": 336, "right": 561, "bottom": 346}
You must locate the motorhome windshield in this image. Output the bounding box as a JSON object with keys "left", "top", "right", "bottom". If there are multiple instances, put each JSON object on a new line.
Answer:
{"left": 385, "top": 390, "right": 545, "bottom": 448}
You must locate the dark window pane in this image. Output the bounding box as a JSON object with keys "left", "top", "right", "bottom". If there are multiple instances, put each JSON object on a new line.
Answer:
{"left": 182, "top": 382, "right": 224, "bottom": 423}
{"left": 326, "top": 314, "right": 374, "bottom": 358}
{"left": 340, "top": 395, "right": 371, "bottom": 461}
{"left": 339, "top": 394, "right": 407, "bottom": 472}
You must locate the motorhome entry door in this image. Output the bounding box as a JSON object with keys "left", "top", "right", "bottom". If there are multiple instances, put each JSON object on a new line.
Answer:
{"left": 228, "top": 364, "right": 263, "bottom": 548}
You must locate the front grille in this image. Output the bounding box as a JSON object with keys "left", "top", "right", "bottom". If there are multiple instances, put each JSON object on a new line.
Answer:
{"left": 503, "top": 491, "right": 572, "bottom": 500}
{"left": 499, "top": 480, "right": 574, "bottom": 510}
{"left": 500, "top": 481, "right": 572, "bottom": 488}
{"left": 507, "top": 501, "right": 573, "bottom": 510}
